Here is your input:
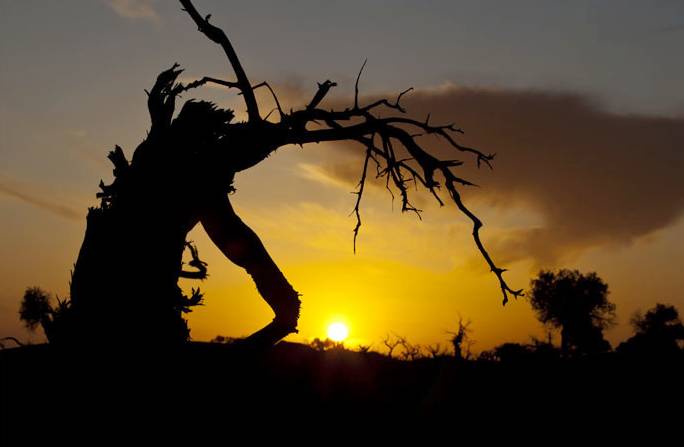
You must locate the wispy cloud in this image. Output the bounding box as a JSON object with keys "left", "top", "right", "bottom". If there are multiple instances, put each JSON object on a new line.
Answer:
{"left": 0, "top": 181, "right": 81, "bottom": 221}
{"left": 297, "top": 163, "right": 356, "bottom": 191}
{"left": 106, "top": 0, "right": 159, "bottom": 22}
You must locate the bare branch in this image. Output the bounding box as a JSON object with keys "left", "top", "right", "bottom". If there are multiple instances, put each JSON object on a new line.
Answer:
{"left": 179, "top": 240, "right": 208, "bottom": 280}
{"left": 441, "top": 172, "right": 523, "bottom": 304}
{"left": 279, "top": 83, "right": 520, "bottom": 303}
{"left": 179, "top": 0, "right": 261, "bottom": 122}
{"left": 383, "top": 334, "right": 402, "bottom": 359}
{"left": 171, "top": 6, "right": 520, "bottom": 304}
{"left": 358, "top": 87, "right": 414, "bottom": 114}
{"left": 308, "top": 80, "right": 338, "bottom": 110}
{"left": 398, "top": 336, "right": 423, "bottom": 361}
{"left": 175, "top": 76, "right": 240, "bottom": 94}
{"left": 351, "top": 140, "right": 373, "bottom": 253}
{"left": 354, "top": 59, "right": 367, "bottom": 110}
{"left": 249, "top": 81, "right": 285, "bottom": 121}
{"left": 146, "top": 63, "right": 184, "bottom": 133}
{"left": 426, "top": 343, "right": 444, "bottom": 358}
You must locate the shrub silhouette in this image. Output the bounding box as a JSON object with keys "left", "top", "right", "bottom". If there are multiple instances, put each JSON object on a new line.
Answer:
{"left": 310, "top": 337, "right": 344, "bottom": 351}
{"left": 618, "top": 303, "right": 684, "bottom": 357}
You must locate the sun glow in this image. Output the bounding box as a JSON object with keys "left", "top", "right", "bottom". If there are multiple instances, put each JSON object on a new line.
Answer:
{"left": 327, "top": 322, "right": 349, "bottom": 342}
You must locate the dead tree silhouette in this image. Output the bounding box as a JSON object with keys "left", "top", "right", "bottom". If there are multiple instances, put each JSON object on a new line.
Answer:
{"left": 55, "top": 0, "right": 521, "bottom": 347}
{"left": 449, "top": 316, "right": 473, "bottom": 360}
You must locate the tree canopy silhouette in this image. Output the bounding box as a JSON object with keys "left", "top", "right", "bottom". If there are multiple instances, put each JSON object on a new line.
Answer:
{"left": 19, "top": 286, "right": 70, "bottom": 343}
{"left": 618, "top": 303, "right": 684, "bottom": 357}
{"left": 32, "top": 0, "right": 520, "bottom": 347}
{"left": 529, "top": 269, "right": 615, "bottom": 357}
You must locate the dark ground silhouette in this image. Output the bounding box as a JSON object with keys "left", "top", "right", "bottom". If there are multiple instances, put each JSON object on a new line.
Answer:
{"left": 2, "top": 339, "right": 682, "bottom": 440}
{"left": 4, "top": 1, "right": 683, "bottom": 438}
{"left": 4, "top": 283, "right": 684, "bottom": 437}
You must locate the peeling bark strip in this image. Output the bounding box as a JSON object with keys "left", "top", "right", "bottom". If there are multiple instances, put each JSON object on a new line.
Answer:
{"left": 54, "top": 0, "right": 520, "bottom": 348}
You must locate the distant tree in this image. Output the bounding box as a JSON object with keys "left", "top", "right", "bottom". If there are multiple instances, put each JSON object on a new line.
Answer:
{"left": 397, "top": 336, "right": 423, "bottom": 361}
{"left": 356, "top": 344, "right": 373, "bottom": 354}
{"left": 18, "top": 287, "right": 70, "bottom": 343}
{"left": 528, "top": 269, "right": 615, "bottom": 357}
{"left": 19, "top": 287, "right": 52, "bottom": 332}
{"left": 382, "top": 334, "right": 402, "bottom": 359}
{"left": 448, "top": 316, "right": 473, "bottom": 360}
{"left": 310, "top": 337, "right": 343, "bottom": 351}
{"left": 617, "top": 303, "right": 684, "bottom": 357}
{"left": 426, "top": 343, "right": 447, "bottom": 358}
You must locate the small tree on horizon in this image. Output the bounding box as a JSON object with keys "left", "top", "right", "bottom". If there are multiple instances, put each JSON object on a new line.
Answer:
{"left": 18, "top": 286, "right": 71, "bottom": 343}
{"left": 19, "top": 287, "right": 52, "bottom": 333}
{"left": 528, "top": 269, "right": 615, "bottom": 357}
{"left": 449, "top": 316, "right": 473, "bottom": 360}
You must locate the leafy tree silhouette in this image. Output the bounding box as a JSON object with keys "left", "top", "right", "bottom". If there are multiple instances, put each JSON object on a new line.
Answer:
{"left": 18, "top": 286, "right": 71, "bottom": 343}
{"left": 19, "top": 287, "right": 51, "bottom": 332}
{"left": 618, "top": 303, "right": 684, "bottom": 357}
{"left": 32, "top": 0, "right": 520, "bottom": 347}
{"left": 528, "top": 269, "right": 615, "bottom": 357}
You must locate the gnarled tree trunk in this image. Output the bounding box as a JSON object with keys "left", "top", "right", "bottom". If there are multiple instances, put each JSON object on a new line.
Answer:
{"left": 49, "top": 0, "right": 517, "bottom": 347}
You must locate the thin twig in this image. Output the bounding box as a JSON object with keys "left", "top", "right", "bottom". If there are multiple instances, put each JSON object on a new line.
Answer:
{"left": 354, "top": 59, "right": 367, "bottom": 110}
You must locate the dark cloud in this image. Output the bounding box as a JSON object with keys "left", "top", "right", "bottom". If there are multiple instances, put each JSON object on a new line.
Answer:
{"left": 314, "top": 85, "right": 684, "bottom": 265}
{"left": 0, "top": 182, "right": 81, "bottom": 221}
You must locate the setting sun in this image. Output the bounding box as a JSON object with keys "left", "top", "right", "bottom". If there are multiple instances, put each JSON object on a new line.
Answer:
{"left": 327, "top": 322, "right": 349, "bottom": 342}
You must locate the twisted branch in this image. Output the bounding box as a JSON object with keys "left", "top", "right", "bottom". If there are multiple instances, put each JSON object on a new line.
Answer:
{"left": 280, "top": 87, "right": 520, "bottom": 303}
{"left": 179, "top": 240, "right": 208, "bottom": 280}
{"left": 176, "top": 0, "right": 521, "bottom": 304}
{"left": 179, "top": 0, "right": 260, "bottom": 122}
{"left": 351, "top": 139, "right": 373, "bottom": 253}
